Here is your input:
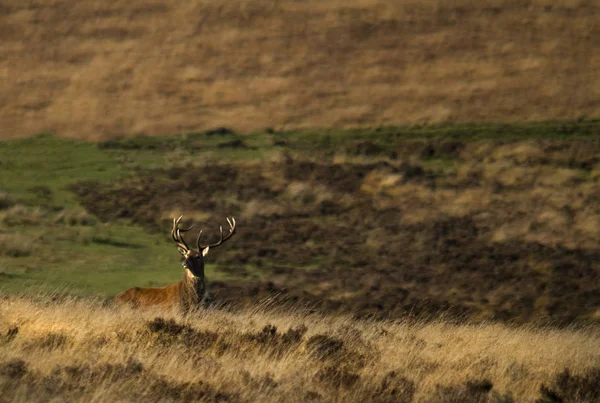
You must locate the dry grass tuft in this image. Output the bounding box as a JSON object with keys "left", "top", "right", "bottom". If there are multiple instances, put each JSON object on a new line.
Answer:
{"left": 0, "top": 295, "right": 598, "bottom": 402}
{"left": 53, "top": 209, "right": 97, "bottom": 226}
{"left": 0, "top": 234, "right": 32, "bottom": 258}
{"left": 1, "top": 205, "right": 46, "bottom": 227}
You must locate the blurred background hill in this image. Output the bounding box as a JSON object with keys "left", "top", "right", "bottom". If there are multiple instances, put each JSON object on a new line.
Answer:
{"left": 1, "top": 0, "right": 599, "bottom": 140}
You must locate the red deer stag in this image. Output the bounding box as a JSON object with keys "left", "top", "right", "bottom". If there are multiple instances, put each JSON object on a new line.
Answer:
{"left": 115, "top": 215, "right": 236, "bottom": 312}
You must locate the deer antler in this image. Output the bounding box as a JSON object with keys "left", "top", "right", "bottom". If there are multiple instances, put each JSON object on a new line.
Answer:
{"left": 171, "top": 215, "right": 194, "bottom": 251}
{"left": 197, "top": 217, "right": 236, "bottom": 250}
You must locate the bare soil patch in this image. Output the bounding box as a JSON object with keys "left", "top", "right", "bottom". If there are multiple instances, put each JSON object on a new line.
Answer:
{"left": 70, "top": 139, "right": 600, "bottom": 324}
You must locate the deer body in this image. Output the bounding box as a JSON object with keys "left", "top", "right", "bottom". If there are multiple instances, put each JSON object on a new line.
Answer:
{"left": 114, "top": 270, "right": 206, "bottom": 312}
{"left": 114, "top": 216, "right": 236, "bottom": 312}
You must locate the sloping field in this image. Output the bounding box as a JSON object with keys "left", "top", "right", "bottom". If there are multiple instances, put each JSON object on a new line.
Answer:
{"left": 1, "top": 0, "right": 600, "bottom": 139}
{"left": 1, "top": 123, "right": 600, "bottom": 325}
{"left": 0, "top": 295, "right": 599, "bottom": 402}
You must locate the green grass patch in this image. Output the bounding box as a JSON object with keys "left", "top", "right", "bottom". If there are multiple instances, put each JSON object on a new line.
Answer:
{"left": 0, "top": 222, "right": 229, "bottom": 297}
{"left": 0, "top": 133, "right": 169, "bottom": 207}
{"left": 420, "top": 158, "right": 459, "bottom": 175}
{"left": 280, "top": 119, "right": 600, "bottom": 148}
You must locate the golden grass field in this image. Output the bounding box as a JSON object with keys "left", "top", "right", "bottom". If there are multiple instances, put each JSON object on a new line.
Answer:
{"left": 0, "top": 294, "right": 599, "bottom": 402}
{"left": 1, "top": 0, "right": 599, "bottom": 139}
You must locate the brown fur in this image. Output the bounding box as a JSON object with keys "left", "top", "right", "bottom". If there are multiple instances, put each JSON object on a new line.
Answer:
{"left": 114, "top": 269, "right": 206, "bottom": 313}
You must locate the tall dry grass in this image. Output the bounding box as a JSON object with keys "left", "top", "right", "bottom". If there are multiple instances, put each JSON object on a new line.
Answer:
{"left": 0, "top": 295, "right": 598, "bottom": 402}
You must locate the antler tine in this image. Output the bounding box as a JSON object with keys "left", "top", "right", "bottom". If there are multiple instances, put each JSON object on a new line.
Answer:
{"left": 171, "top": 217, "right": 181, "bottom": 244}
{"left": 198, "top": 216, "right": 237, "bottom": 249}
{"left": 171, "top": 215, "right": 193, "bottom": 250}
{"left": 176, "top": 215, "right": 195, "bottom": 232}
{"left": 196, "top": 230, "right": 204, "bottom": 250}
{"left": 176, "top": 228, "right": 191, "bottom": 250}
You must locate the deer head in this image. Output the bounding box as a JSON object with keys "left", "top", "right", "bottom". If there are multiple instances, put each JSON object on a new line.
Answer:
{"left": 171, "top": 215, "right": 236, "bottom": 278}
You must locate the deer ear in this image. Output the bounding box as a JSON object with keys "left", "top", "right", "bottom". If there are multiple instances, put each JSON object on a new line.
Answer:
{"left": 177, "top": 247, "right": 187, "bottom": 256}
{"left": 202, "top": 246, "right": 210, "bottom": 256}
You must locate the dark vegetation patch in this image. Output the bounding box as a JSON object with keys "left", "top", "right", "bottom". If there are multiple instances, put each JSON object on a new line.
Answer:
{"left": 0, "top": 193, "right": 15, "bottom": 210}
{"left": 0, "top": 248, "right": 30, "bottom": 258}
{"left": 0, "top": 359, "right": 28, "bottom": 379}
{"left": 53, "top": 359, "right": 145, "bottom": 385}
{"left": 204, "top": 127, "right": 235, "bottom": 136}
{"left": 345, "top": 141, "right": 393, "bottom": 158}
{"left": 0, "top": 357, "right": 234, "bottom": 402}
{"left": 147, "top": 318, "right": 308, "bottom": 359}
{"left": 98, "top": 134, "right": 179, "bottom": 150}
{"left": 419, "top": 141, "right": 465, "bottom": 159}
{"left": 305, "top": 333, "right": 368, "bottom": 372}
{"left": 90, "top": 237, "right": 142, "bottom": 249}
{"left": 537, "top": 367, "right": 600, "bottom": 403}
{"left": 364, "top": 371, "right": 416, "bottom": 403}
{"left": 306, "top": 334, "right": 345, "bottom": 361}
{"left": 28, "top": 185, "right": 53, "bottom": 205}
{"left": 434, "top": 379, "right": 514, "bottom": 403}
{"left": 146, "top": 317, "right": 220, "bottom": 350}
{"left": 217, "top": 139, "right": 252, "bottom": 149}
{"left": 24, "top": 332, "right": 69, "bottom": 351}
{"left": 97, "top": 128, "right": 239, "bottom": 151}
{"left": 147, "top": 376, "right": 233, "bottom": 403}
{"left": 68, "top": 139, "right": 600, "bottom": 324}
{"left": 242, "top": 324, "right": 307, "bottom": 357}
{"left": 315, "top": 365, "right": 360, "bottom": 389}
{"left": 0, "top": 326, "right": 18, "bottom": 344}
{"left": 240, "top": 371, "right": 278, "bottom": 391}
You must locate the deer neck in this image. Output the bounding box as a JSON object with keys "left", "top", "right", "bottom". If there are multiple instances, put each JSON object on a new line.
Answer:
{"left": 179, "top": 269, "right": 206, "bottom": 312}
{"left": 184, "top": 269, "right": 205, "bottom": 290}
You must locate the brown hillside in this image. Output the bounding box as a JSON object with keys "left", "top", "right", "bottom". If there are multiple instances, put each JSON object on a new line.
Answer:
{"left": 1, "top": 0, "right": 600, "bottom": 140}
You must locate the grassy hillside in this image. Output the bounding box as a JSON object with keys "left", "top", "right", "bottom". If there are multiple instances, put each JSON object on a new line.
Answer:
{"left": 1, "top": 122, "right": 600, "bottom": 324}
{"left": 1, "top": 0, "right": 599, "bottom": 139}
{"left": 0, "top": 295, "right": 599, "bottom": 402}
